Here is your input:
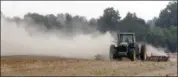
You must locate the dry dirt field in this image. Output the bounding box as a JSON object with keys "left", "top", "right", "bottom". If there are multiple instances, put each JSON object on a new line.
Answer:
{"left": 1, "top": 55, "right": 177, "bottom": 76}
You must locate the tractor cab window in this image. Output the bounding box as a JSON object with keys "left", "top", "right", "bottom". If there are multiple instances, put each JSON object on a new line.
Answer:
{"left": 118, "top": 34, "right": 134, "bottom": 43}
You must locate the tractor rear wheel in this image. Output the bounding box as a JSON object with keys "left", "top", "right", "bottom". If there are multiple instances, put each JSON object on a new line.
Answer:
{"left": 109, "top": 44, "right": 116, "bottom": 60}
{"left": 140, "top": 44, "right": 147, "bottom": 61}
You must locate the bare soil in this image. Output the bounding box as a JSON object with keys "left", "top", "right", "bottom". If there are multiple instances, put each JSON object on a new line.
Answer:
{"left": 1, "top": 55, "right": 177, "bottom": 76}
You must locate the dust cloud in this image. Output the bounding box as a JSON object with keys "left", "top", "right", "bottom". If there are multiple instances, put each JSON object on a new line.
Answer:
{"left": 1, "top": 16, "right": 114, "bottom": 60}
{"left": 145, "top": 44, "right": 168, "bottom": 57}
{"left": 1, "top": 15, "right": 169, "bottom": 60}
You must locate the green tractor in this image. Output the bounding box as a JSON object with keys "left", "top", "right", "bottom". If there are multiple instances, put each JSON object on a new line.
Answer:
{"left": 109, "top": 33, "right": 147, "bottom": 61}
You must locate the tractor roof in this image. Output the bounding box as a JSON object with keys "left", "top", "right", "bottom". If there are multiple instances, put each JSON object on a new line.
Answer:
{"left": 117, "top": 32, "right": 135, "bottom": 35}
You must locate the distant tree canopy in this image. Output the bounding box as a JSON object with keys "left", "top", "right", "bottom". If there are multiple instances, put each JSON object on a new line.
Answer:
{"left": 118, "top": 12, "right": 149, "bottom": 41}
{"left": 155, "top": 1, "right": 177, "bottom": 28}
{"left": 146, "top": 1, "right": 177, "bottom": 52}
{"left": 2, "top": 2, "right": 177, "bottom": 52}
{"left": 97, "top": 7, "right": 121, "bottom": 33}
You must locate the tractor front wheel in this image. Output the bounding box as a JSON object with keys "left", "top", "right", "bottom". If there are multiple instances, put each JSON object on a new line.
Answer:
{"left": 130, "top": 50, "right": 136, "bottom": 61}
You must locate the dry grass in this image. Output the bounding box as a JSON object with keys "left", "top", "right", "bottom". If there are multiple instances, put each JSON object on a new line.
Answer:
{"left": 1, "top": 55, "right": 177, "bottom": 76}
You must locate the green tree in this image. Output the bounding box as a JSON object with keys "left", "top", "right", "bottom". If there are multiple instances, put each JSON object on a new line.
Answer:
{"left": 155, "top": 1, "right": 177, "bottom": 28}
{"left": 97, "top": 7, "right": 121, "bottom": 33}
{"left": 119, "top": 12, "right": 149, "bottom": 41}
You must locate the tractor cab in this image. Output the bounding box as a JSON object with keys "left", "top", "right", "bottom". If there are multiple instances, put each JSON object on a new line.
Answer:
{"left": 117, "top": 33, "right": 136, "bottom": 47}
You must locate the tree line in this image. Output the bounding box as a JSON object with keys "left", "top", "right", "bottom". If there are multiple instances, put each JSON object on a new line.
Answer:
{"left": 2, "top": 1, "right": 177, "bottom": 52}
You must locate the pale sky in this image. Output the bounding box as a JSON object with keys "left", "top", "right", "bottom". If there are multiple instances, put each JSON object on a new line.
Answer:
{"left": 1, "top": 1, "right": 170, "bottom": 21}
